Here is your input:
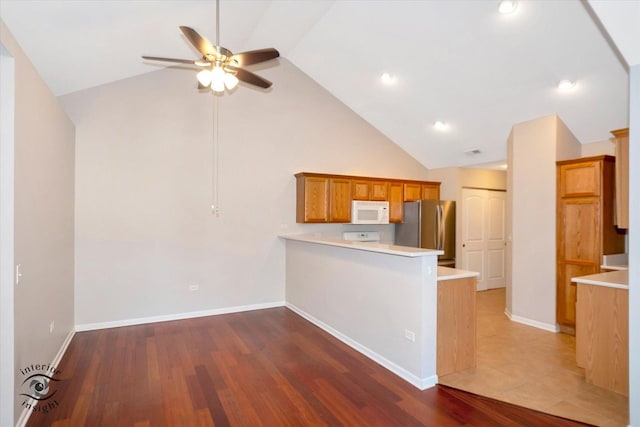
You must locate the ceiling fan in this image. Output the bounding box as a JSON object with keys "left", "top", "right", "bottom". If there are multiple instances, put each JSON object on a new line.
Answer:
{"left": 142, "top": 0, "right": 279, "bottom": 92}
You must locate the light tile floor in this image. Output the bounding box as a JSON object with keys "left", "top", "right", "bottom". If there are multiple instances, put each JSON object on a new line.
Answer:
{"left": 438, "top": 288, "right": 629, "bottom": 427}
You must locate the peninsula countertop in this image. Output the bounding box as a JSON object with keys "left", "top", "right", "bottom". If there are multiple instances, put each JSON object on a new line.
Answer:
{"left": 571, "top": 270, "right": 628, "bottom": 290}
{"left": 437, "top": 266, "right": 480, "bottom": 281}
{"left": 279, "top": 234, "right": 443, "bottom": 258}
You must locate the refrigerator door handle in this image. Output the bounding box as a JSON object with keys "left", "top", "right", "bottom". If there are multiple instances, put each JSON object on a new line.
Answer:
{"left": 436, "top": 204, "right": 444, "bottom": 250}
{"left": 439, "top": 204, "right": 445, "bottom": 250}
{"left": 433, "top": 205, "right": 442, "bottom": 249}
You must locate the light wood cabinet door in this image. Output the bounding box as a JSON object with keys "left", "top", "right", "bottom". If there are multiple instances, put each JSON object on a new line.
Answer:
{"left": 437, "top": 277, "right": 477, "bottom": 376}
{"left": 421, "top": 184, "right": 440, "bottom": 200}
{"left": 370, "top": 181, "right": 389, "bottom": 201}
{"left": 561, "top": 198, "right": 600, "bottom": 262}
{"left": 297, "top": 176, "right": 329, "bottom": 223}
{"left": 559, "top": 160, "right": 601, "bottom": 198}
{"left": 352, "top": 180, "right": 371, "bottom": 200}
{"left": 557, "top": 262, "right": 595, "bottom": 327}
{"left": 389, "top": 182, "right": 404, "bottom": 223}
{"left": 329, "top": 178, "right": 352, "bottom": 222}
{"left": 403, "top": 183, "right": 422, "bottom": 201}
{"left": 611, "top": 128, "right": 629, "bottom": 228}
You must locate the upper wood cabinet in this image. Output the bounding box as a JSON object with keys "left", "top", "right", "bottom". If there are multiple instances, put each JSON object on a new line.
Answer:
{"left": 611, "top": 128, "right": 629, "bottom": 229}
{"left": 556, "top": 156, "right": 626, "bottom": 334}
{"left": 388, "top": 182, "right": 404, "bottom": 223}
{"left": 421, "top": 183, "right": 440, "bottom": 200}
{"left": 296, "top": 175, "right": 329, "bottom": 223}
{"left": 295, "top": 173, "right": 440, "bottom": 223}
{"left": 329, "top": 178, "right": 352, "bottom": 222}
{"left": 403, "top": 183, "right": 422, "bottom": 201}
{"left": 404, "top": 182, "right": 440, "bottom": 201}
{"left": 370, "top": 181, "right": 389, "bottom": 201}
{"left": 558, "top": 159, "right": 601, "bottom": 197}
{"left": 352, "top": 180, "right": 371, "bottom": 200}
{"left": 352, "top": 179, "right": 389, "bottom": 201}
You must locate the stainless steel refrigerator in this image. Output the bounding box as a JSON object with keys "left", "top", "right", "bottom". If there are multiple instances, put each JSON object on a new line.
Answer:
{"left": 395, "top": 200, "right": 456, "bottom": 266}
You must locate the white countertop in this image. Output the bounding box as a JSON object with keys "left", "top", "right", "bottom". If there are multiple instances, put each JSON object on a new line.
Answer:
{"left": 280, "top": 234, "right": 443, "bottom": 258}
{"left": 600, "top": 264, "right": 628, "bottom": 271}
{"left": 437, "top": 266, "right": 480, "bottom": 281}
{"left": 571, "top": 270, "right": 628, "bottom": 290}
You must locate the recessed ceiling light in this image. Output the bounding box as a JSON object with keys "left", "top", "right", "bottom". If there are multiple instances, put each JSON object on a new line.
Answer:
{"left": 498, "top": 0, "right": 517, "bottom": 14}
{"left": 380, "top": 72, "right": 396, "bottom": 85}
{"left": 558, "top": 79, "right": 577, "bottom": 91}
{"left": 433, "top": 121, "right": 449, "bottom": 131}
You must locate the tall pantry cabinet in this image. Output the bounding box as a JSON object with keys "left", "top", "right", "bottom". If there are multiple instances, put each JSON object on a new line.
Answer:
{"left": 556, "top": 155, "right": 626, "bottom": 334}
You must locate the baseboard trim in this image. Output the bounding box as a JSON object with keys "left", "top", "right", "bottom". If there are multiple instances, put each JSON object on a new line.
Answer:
{"left": 75, "top": 301, "right": 286, "bottom": 332}
{"left": 505, "top": 311, "right": 559, "bottom": 333}
{"left": 285, "top": 302, "right": 437, "bottom": 391}
{"left": 16, "top": 328, "right": 76, "bottom": 427}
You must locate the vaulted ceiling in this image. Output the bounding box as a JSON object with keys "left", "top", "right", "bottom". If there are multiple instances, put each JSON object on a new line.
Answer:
{"left": 0, "top": 0, "right": 630, "bottom": 169}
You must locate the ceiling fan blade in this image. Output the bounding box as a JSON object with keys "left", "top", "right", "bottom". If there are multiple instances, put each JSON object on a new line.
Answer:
{"left": 230, "top": 48, "right": 280, "bottom": 67}
{"left": 142, "top": 56, "right": 200, "bottom": 65}
{"left": 226, "top": 66, "right": 272, "bottom": 89}
{"left": 180, "top": 26, "right": 217, "bottom": 58}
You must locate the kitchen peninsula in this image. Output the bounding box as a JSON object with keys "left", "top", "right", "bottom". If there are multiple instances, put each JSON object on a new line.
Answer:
{"left": 281, "top": 234, "right": 478, "bottom": 389}
{"left": 573, "top": 270, "right": 629, "bottom": 396}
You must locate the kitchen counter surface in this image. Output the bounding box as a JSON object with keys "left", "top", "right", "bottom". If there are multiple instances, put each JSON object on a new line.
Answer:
{"left": 600, "top": 264, "right": 628, "bottom": 271}
{"left": 279, "top": 234, "right": 443, "bottom": 258}
{"left": 437, "top": 266, "right": 479, "bottom": 281}
{"left": 571, "top": 270, "right": 628, "bottom": 290}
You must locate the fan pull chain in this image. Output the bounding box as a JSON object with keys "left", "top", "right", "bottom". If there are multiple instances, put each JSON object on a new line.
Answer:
{"left": 211, "top": 94, "right": 220, "bottom": 217}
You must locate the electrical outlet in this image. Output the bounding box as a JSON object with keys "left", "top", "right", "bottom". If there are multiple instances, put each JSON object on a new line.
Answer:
{"left": 189, "top": 284, "right": 199, "bottom": 292}
{"left": 49, "top": 321, "right": 55, "bottom": 334}
{"left": 404, "top": 329, "right": 416, "bottom": 342}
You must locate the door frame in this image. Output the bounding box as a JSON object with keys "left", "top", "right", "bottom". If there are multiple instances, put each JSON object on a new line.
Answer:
{"left": 0, "top": 44, "right": 16, "bottom": 427}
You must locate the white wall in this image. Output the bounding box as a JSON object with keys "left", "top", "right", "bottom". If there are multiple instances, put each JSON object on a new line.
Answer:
{"left": 1, "top": 20, "right": 75, "bottom": 425}
{"left": 581, "top": 138, "right": 616, "bottom": 157}
{"left": 285, "top": 239, "right": 438, "bottom": 388}
{"left": 59, "top": 59, "right": 431, "bottom": 327}
{"left": 508, "top": 115, "right": 581, "bottom": 330}
{"left": 628, "top": 63, "right": 639, "bottom": 427}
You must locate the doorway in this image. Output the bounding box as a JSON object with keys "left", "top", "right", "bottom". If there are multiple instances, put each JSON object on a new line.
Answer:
{"left": 460, "top": 188, "right": 506, "bottom": 291}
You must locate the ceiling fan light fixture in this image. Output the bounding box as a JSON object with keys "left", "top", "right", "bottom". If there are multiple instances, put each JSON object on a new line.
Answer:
{"left": 224, "top": 72, "right": 239, "bottom": 90}
{"left": 197, "top": 69, "right": 213, "bottom": 86}
{"left": 211, "top": 79, "right": 225, "bottom": 93}
{"left": 210, "top": 66, "right": 227, "bottom": 92}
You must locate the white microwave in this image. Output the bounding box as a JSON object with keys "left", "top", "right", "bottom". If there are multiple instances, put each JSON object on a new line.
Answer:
{"left": 351, "top": 200, "right": 390, "bottom": 224}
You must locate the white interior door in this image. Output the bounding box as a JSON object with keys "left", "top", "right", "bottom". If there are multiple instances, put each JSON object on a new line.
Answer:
{"left": 461, "top": 188, "right": 506, "bottom": 291}
{"left": 485, "top": 191, "right": 506, "bottom": 289}
{"left": 461, "top": 189, "right": 486, "bottom": 290}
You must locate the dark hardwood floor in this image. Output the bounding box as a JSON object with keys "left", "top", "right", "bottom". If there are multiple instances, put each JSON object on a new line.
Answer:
{"left": 26, "top": 307, "right": 591, "bottom": 426}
